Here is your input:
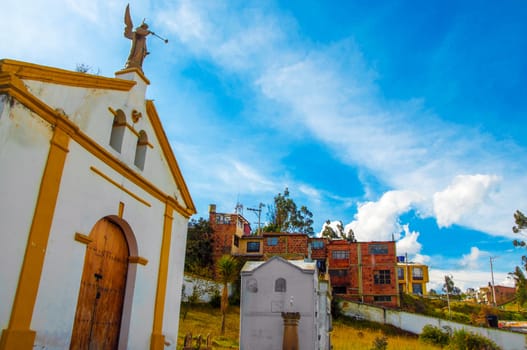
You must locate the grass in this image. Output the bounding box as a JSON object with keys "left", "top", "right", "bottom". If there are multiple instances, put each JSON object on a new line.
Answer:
{"left": 177, "top": 303, "right": 441, "bottom": 349}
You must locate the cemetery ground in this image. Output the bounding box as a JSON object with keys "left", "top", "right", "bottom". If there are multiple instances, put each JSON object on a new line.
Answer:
{"left": 177, "top": 304, "right": 441, "bottom": 349}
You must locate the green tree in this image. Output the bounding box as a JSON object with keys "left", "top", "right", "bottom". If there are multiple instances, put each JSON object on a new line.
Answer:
{"left": 509, "top": 266, "right": 527, "bottom": 310}
{"left": 185, "top": 218, "right": 214, "bottom": 277}
{"left": 512, "top": 210, "right": 527, "bottom": 268}
{"left": 263, "top": 188, "right": 314, "bottom": 235}
{"left": 322, "top": 220, "right": 340, "bottom": 239}
{"left": 217, "top": 255, "right": 239, "bottom": 335}
{"left": 322, "top": 220, "right": 357, "bottom": 241}
{"left": 443, "top": 275, "right": 456, "bottom": 318}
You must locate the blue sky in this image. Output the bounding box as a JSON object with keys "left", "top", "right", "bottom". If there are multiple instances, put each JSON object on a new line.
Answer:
{"left": 3, "top": 0, "right": 527, "bottom": 292}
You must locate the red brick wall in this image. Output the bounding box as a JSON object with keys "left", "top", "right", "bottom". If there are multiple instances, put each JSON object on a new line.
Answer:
{"left": 210, "top": 212, "right": 237, "bottom": 263}
{"left": 309, "top": 238, "right": 328, "bottom": 259}
{"left": 327, "top": 240, "right": 398, "bottom": 307}
{"left": 263, "top": 233, "right": 308, "bottom": 259}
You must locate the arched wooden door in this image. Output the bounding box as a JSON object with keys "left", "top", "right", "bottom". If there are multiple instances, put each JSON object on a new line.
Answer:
{"left": 70, "top": 218, "right": 130, "bottom": 349}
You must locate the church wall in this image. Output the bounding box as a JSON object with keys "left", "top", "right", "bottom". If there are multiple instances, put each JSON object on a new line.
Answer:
{"left": 162, "top": 213, "right": 189, "bottom": 349}
{"left": 30, "top": 138, "right": 166, "bottom": 349}
{"left": 1, "top": 61, "right": 194, "bottom": 350}
{"left": 22, "top": 79, "right": 185, "bottom": 202}
{"left": 0, "top": 99, "right": 52, "bottom": 331}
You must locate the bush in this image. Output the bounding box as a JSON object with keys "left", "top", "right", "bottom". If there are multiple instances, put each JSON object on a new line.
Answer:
{"left": 419, "top": 324, "right": 450, "bottom": 347}
{"left": 209, "top": 289, "right": 221, "bottom": 308}
{"left": 370, "top": 336, "right": 388, "bottom": 350}
{"left": 447, "top": 329, "right": 501, "bottom": 350}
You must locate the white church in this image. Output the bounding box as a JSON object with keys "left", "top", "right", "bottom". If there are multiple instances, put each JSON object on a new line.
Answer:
{"left": 0, "top": 57, "right": 195, "bottom": 350}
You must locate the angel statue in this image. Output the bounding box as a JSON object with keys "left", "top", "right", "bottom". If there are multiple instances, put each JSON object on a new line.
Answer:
{"left": 123, "top": 4, "right": 151, "bottom": 70}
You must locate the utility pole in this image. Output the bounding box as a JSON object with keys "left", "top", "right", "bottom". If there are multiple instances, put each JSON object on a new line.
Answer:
{"left": 247, "top": 203, "right": 264, "bottom": 235}
{"left": 490, "top": 256, "right": 497, "bottom": 307}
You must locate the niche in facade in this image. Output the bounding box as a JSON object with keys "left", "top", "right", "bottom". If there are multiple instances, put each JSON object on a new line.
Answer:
{"left": 275, "top": 278, "right": 286, "bottom": 292}
{"left": 134, "top": 130, "right": 148, "bottom": 170}
{"left": 109, "top": 109, "right": 126, "bottom": 152}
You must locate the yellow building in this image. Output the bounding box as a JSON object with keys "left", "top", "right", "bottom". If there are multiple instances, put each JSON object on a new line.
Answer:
{"left": 396, "top": 261, "right": 429, "bottom": 295}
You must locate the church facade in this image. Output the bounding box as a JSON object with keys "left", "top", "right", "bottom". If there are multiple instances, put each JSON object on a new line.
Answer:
{"left": 0, "top": 59, "right": 195, "bottom": 349}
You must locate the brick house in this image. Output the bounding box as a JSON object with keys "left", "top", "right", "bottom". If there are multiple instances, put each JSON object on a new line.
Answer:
{"left": 209, "top": 204, "right": 251, "bottom": 263}
{"left": 263, "top": 233, "right": 309, "bottom": 260}
{"left": 327, "top": 240, "right": 399, "bottom": 307}
{"left": 207, "top": 205, "right": 400, "bottom": 307}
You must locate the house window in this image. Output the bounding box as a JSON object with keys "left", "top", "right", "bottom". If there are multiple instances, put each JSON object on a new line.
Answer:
{"left": 275, "top": 278, "right": 286, "bottom": 292}
{"left": 332, "top": 250, "right": 349, "bottom": 260}
{"left": 333, "top": 286, "right": 347, "bottom": 294}
{"left": 216, "top": 214, "right": 231, "bottom": 224}
{"left": 412, "top": 267, "right": 424, "bottom": 280}
{"left": 267, "top": 237, "right": 278, "bottom": 246}
{"left": 109, "top": 109, "right": 126, "bottom": 152}
{"left": 374, "top": 270, "right": 391, "bottom": 285}
{"left": 412, "top": 283, "right": 423, "bottom": 295}
{"left": 247, "top": 241, "right": 260, "bottom": 253}
{"left": 312, "top": 240, "right": 324, "bottom": 249}
{"left": 329, "top": 269, "right": 348, "bottom": 277}
{"left": 397, "top": 267, "right": 404, "bottom": 280}
{"left": 373, "top": 296, "right": 392, "bottom": 302}
{"left": 134, "top": 130, "right": 148, "bottom": 170}
{"left": 368, "top": 244, "right": 388, "bottom": 255}
{"left": 233, "top": 236, "right": 240, "bottom": 247}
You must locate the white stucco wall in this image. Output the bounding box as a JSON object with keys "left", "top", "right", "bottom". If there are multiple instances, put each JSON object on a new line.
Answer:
{"left": 340, "top": 300, "right": 526, "bottom": 350}
{"left": 0, "top": 97, "right": 52, "bottom": 331}
{"left": 240, "top": 258, "right": 318, "bottom": 350}
{"left": 1, "top": 68, "right": 191, "bottom": 349}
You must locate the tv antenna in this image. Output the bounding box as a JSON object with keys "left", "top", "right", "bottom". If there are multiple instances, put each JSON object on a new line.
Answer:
{"left": 247, "top": 203, "right": 264, "bottom": 235}
{"left": 235, "top": 202, "right": 243, "bottom": 215}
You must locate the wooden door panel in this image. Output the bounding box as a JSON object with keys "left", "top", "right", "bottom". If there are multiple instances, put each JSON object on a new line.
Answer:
{"left": 70, "top": 218, "right": 129, "bottom": 349}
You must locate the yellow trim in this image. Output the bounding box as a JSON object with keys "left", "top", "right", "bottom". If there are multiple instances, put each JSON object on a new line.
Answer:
{"left": 145, "top": 101, "right": 196, "bottom": 214}
{"left": 129, "top": 256, "right": 149, "bottom": 265}
{"left": 0, "top": 59, "right": 136, "bottom": 91}
{"left": 150, "top": 202, "right": 174, "bottom": 350}
{"left": 0, "top": 123, "right": 70, "bottom": 350}
{"left": 115, "top": 67, "right": 151, "bottom": 85}
{"left": 1, "top": 65, "right": 195, "bottom": 218}
{"left": 118, "top": 202, "right": 125, "bottom": 218}
{"left": 74, "top": 232, "right": 92, "bottom": 245}
{"left": 90, "top": 166, "right": 151, "bottom": 207}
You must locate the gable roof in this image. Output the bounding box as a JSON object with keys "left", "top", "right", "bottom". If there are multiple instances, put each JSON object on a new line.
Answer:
{"left": 241, "top": 256, "right": 316, "bottom": 275}
{"left": 0, "top": 59, "right": 196, "bottom": 217}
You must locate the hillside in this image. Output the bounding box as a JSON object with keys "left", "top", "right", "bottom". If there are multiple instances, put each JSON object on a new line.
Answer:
{"left": 400, "top": 294, "right": 527, "bottom": 327}
{"left": 177, "top": 304, "right": 441, "bottom": 349}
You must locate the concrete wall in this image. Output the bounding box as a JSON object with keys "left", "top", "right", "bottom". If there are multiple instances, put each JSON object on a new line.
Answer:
{"left": 182, "top": 275, "right": 225, "bottom": 303}
{"left": 339, "top": 300, "right": 526, "bottom": 350}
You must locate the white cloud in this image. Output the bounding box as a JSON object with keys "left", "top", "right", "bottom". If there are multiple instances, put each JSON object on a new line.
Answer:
{"left": 460, "top": 247, "right": 484, "bottom": 270}
{"left": 345, "top": 190, "right": 423, "bottom": 241}
{"left": 433, "top": 174, "right": 501, "bottom": 228}
{"left": 413, "top": 254, "right": 431, "bottom": 265}
{"left": 396, "top": 225, "right": 422, "bottom": 256}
